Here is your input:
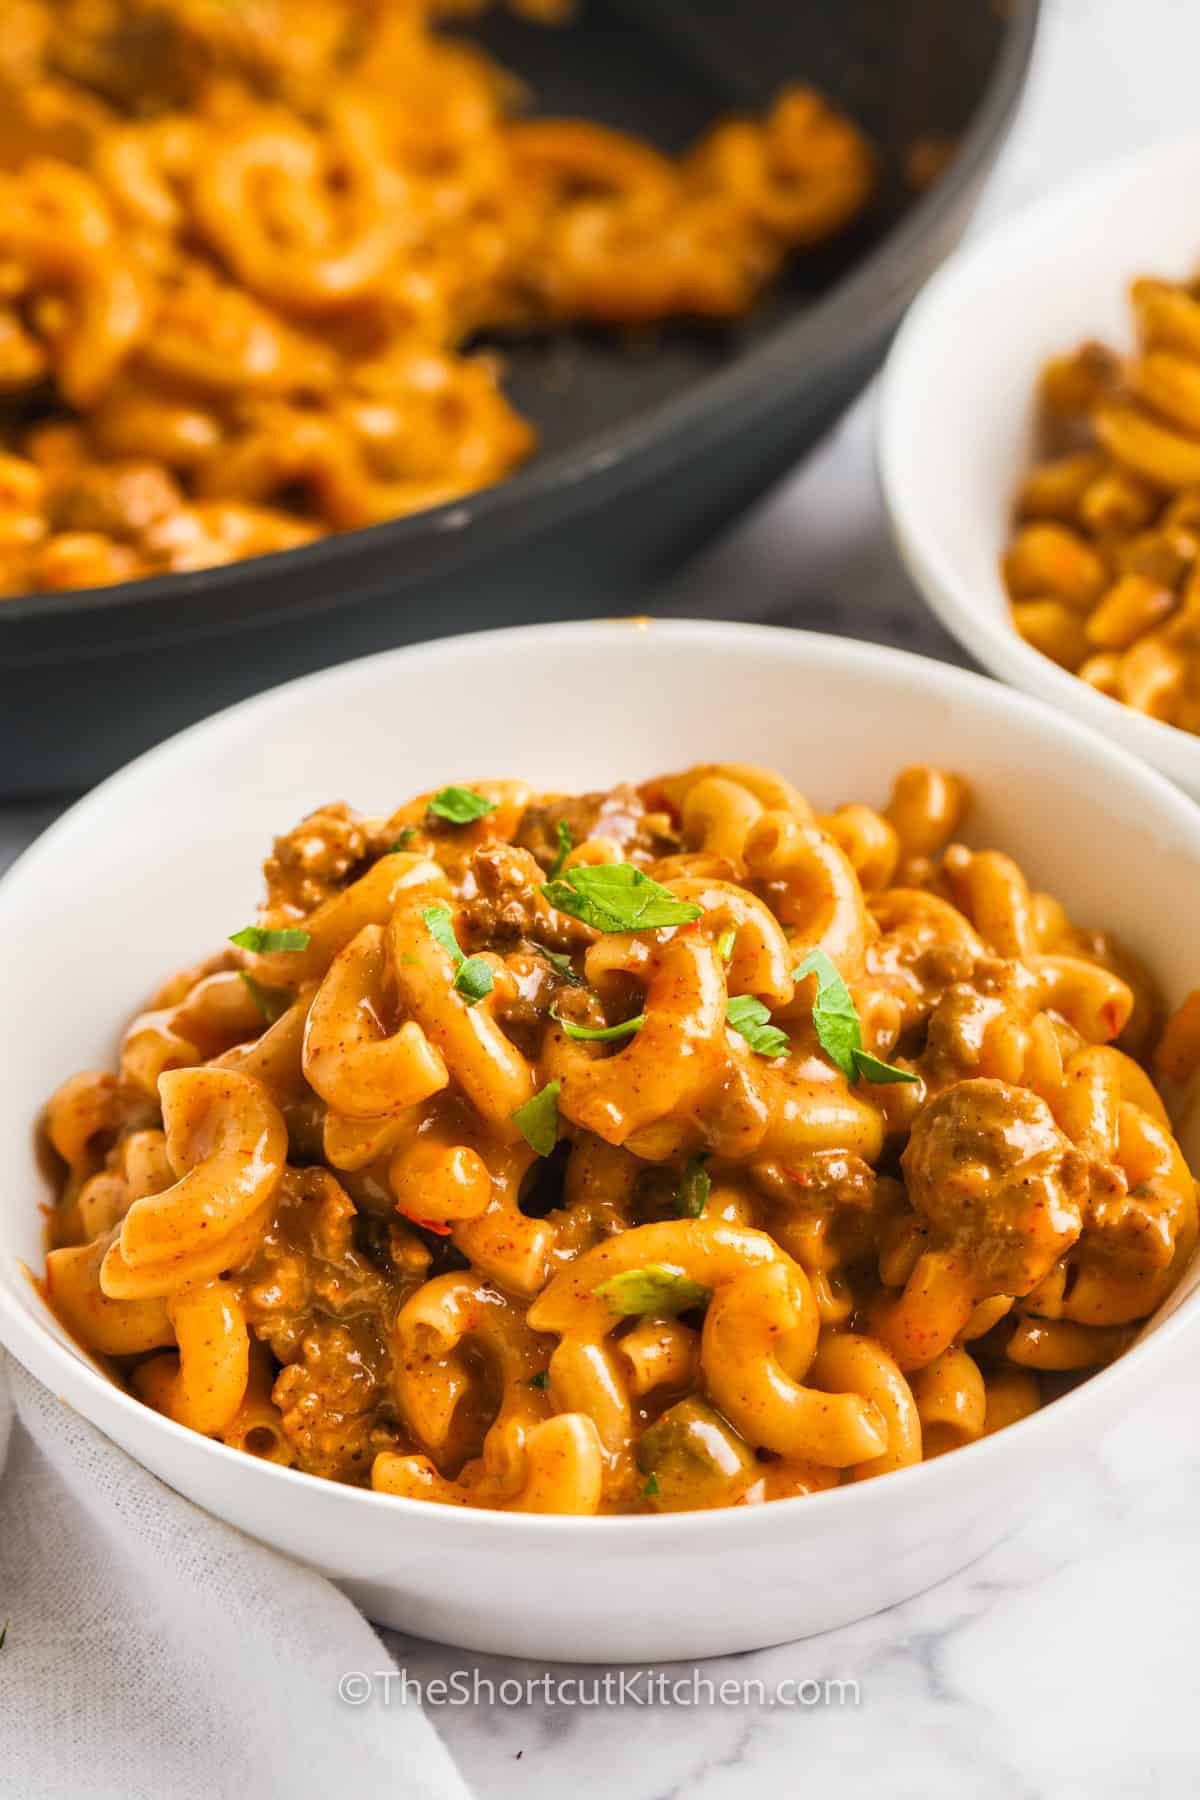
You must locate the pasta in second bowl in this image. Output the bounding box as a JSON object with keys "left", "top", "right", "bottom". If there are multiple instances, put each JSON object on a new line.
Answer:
{"left": 2, "top": 620, "right": 1200, "bottom": 1658}
{"left": 879, "top": 131, "right": 1200, "bottom": 798}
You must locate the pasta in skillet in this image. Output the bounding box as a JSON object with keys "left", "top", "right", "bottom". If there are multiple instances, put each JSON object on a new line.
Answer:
{"left": 41, "top": 762, "right": 1200, "bottom": 1513}
{"left": 0, "top": 0, "right": 874, "bottom": 597}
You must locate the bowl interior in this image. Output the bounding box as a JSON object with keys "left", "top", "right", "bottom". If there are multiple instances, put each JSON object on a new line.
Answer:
{"left": 880, "top": 133, "right": 1200, "bottom": 790}
{"left": 4, "top": 620, "right": 1200, "bottom": 1383}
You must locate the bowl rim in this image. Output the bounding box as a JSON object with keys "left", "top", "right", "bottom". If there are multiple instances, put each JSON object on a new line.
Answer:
{"left": 877, "top": 127, "right": 1200, "bottom": 785}
{"left": 2, "top": 614, "right": 1199, "bottom": 1543}
{"left": 0, "top": 0, "right": 1041, "bottom": 639}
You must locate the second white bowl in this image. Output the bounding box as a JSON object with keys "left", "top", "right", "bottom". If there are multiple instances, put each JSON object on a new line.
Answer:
{"left": 879, "top": 131, "right": 1200, "bottom": 797}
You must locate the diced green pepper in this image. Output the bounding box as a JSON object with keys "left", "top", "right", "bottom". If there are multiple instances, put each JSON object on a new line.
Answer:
{"left": 635, "top": 1398, "right": 757, "bottom": 1511}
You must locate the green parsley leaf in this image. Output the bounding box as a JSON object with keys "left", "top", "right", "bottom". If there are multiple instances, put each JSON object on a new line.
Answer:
{"left": 423, "top": 903, "right": 462, "bottom": 963}
{"left": 455, "top": 956, "right": 495, "bottom": 1004}
{"left": 642, "top": 1473, "right": 660, "bottom": 1498}
{"left": 528, "top": 1370, "right": 550, "bottom": 1391}
{"left": 390, "top": 827, "right": 417, "bottom": 852}
{"left": 853, "top": 1049, "right": 919, "bottom": 1085}
{"left": 791, "top": 949, "right": 859, "bottom": 1078}
{"left": 725, "top": 993, "right": 790, "bottom": 1058}
{"left": 537, "top": 945, "right": 583, "bottom": 986}
{"left": 541, "top": 863, "right": 703, "bottom": 933}
{"left": 547, "top": 818, "right": 574, "bottom": 881}
{"left": 792, "top": 949, "right": 918, "bottom": 1086}
{"left": 229, "top": 925, "right": 310, "bottom": 954}
{"left": 675, "top": 1155, "right": 711, "bottom": 1218}
{"left": 512, "top": 1081, "right": 561, "bottom": 1157}
{"left": 427, "top": 786, "right": 496, "bottom": 825}
{"left": 593, "top": 1264, "right": 711, "bottom": 1317}
{"left": 238, "top": 972, "right": 292, "bottom": 1024}
{"left": 716, "top": 927, "right": 737, "bottom": 964}
{"left": 551, "top": 1007, "right": 645, "bottom": 1043}
{"left": 423, "top": 904, "right": 493, "bottom": 1004}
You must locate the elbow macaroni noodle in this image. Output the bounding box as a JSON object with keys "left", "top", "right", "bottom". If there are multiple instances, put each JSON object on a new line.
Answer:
{"left": 0, "top": 0, "right": 873, "bottom": 599}
{"left": 1006, "top": 268, "right": 1200, "bottom": 735}
{"left": 40, "top": 762, "right": 1200, "bottom": 1513}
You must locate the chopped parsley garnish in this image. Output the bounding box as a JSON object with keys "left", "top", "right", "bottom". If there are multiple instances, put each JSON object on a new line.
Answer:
{"left": 528, "top": 1370, "right": 550, "bottom": 1391}
{"left": 423, "top": 904, "right": 461, "bottom": 963}
{"left": 512, "top": 1080, "right": 561, "bottom": 1157}
{"left": 725, "top": 993, "right": 790, "bottom": 1059}
{"left": 427, "top": 786, "right": 496, "bottom": 825}
{"left": 229, "top": 925, "right": 310, "bottom": 954}
{"left": 541, "top": 863, "right": 702, "bottom": 933}
{"left": 593, "top": 1265, "right": 711, "bottom": 1317}
{"left": 454, "top": 958, "right": 495, "bottom": 1004}
{"left": 547, "top": 818, "right": 574, "bottom": 881}
{"left": 792, "top": 949, "right": 918, "bottom": 1085}
{"left": 642, "top": 1473, "right": 660, "bottom": 1498}
{"left": 675, "top": 1155, "right": 711, "bottom": 1219}
{"left": 716, "top": 927, "right": 737, "bottom": 964}
{"left": 537, "top": 945, "right": 583, "bottom": 986}
{"left": 551, "top": 1007, "right": 645, "bottom": 1043}
{"left": 422, "top": 903, "right": 494, "bottom": 1006}
{"left": 390, "top": 827, "right": 418, "bottom": 852}
{"left": 238, "top": 972, "right": 292, "bottom": 1024}
{"left": 854, "top": 1050, "right": 919, "bottom": 1083}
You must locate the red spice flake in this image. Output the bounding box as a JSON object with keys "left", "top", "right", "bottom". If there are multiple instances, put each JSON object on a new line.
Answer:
{"left": 395, "top": 1207, "right": 453, "bottom": 1237}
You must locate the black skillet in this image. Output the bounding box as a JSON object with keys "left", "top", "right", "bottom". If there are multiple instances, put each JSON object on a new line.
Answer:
{"left": 0, "top": 0, "right": 1040, "bottom": 793}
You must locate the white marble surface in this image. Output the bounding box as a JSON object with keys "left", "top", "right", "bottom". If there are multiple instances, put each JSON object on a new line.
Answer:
{"left": 6, "top": 1, "right": 1200, "bottom": 1793}
{"left": 384, "top": 1357, "right": 1200, "bottom": 1799}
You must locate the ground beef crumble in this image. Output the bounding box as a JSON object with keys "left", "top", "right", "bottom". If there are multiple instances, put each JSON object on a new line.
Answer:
{"left": 238, "top": 1168, "right": 420, "bottom": 1483}
{"left": 262, "top": 802, "right": 370, "bottom": 914}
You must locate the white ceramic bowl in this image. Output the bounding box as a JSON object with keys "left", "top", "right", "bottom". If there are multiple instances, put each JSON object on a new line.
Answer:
{"left": 4, "top": 619, "right": 1200, "bottom": 1662}
{"left": 879, "top": 132, "right": 1200, "bottom": 798}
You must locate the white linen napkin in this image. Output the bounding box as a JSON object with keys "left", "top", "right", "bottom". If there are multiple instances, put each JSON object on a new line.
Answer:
{"left": 0, "top": 1351, "right": 472, "bottom": 1800}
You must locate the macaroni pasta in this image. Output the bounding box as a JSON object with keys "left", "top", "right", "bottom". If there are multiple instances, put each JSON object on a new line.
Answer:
{"left": 40, "top": 762, "right": 1200, "bottom": 1513}
{"left": 0, "top": 0, "right": 873, "bottom": 598}
{"left": 1006, "top": 267, "right": 1200, "bottom": 734}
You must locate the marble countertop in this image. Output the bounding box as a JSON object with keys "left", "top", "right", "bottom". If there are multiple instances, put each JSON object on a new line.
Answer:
{"left": 6, "top": 1, "right": 1200, "bottom": 1793}
{"left": 387, "top": 1361, "right": 1200, "bottom": 1798}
